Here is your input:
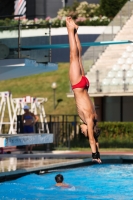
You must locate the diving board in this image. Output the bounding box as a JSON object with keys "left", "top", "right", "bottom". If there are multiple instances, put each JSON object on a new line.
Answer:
{"left": 0, "top": 59, "right": 58, "bottom": 80}
{"left": 0, "top": 133, "right": 53, "bottom": 147}
{"left": 9, "top": 40, "right": 133, "bottom": 50}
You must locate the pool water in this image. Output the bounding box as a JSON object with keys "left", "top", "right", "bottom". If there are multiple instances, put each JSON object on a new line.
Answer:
{"left": 0, "top": 164, "right": 133, "bottom": 200}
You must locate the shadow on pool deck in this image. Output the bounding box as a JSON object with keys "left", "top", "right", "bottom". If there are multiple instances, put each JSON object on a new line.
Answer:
{"left": 0, "top": 150, "right": 133, "bottom": 182}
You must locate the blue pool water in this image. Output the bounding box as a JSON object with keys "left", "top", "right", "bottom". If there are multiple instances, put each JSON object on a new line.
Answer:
{"left": 0, "top": 164, "right": 133, "bottom": 200}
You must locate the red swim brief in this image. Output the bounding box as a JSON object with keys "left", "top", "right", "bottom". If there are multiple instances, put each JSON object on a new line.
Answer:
{"left": 72, "top": 76, "right": 90, "bottom": 90}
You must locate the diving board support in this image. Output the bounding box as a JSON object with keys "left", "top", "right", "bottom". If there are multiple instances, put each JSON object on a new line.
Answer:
{"left": 0, "top": 91, "right": 13, "bottom": 134}
{"left": 9, "top": 96, "right": 50, "bottom": 134}
{"left": 0, "top": 133, "right": 53, "bottom": 147}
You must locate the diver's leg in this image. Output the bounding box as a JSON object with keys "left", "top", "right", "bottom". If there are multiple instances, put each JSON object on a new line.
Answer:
{"left": 85, "top": 117, "right": 101, "bottom": 163}
{"left": 69, "top": 18, "right": 85, "bottom": 76}
{"left": 66, "top": 17, "right": 82, "bottom": 85}
{"left": 75, "top": 32, "right": 85, "bottom": 76}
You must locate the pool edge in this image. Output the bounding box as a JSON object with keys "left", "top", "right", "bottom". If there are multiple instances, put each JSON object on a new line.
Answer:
{"left": 0, "top": 155, "right": 133, "bottom": 182}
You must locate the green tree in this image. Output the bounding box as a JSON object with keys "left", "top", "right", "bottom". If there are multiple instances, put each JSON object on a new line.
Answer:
{"left": 99, "top": 0, "right": 128, "bottom": 17}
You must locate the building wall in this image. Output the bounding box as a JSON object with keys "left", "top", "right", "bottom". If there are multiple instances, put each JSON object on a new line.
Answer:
{"left": 46, "top": 0, "right": 66, "bottom": 18}
{"left": 46, "top": 0, "right": 100, "bottom": 18}
{"left": 95, "top": 96, "right": 133, "bottom": 122}
{"left": 103, "top": 97, "right": 121, "bottom": 121}
{"left": 0, "top": 0, "right": 14, "bottom": 16}
{"left": 123, "top": 96, "right": 133, "bottom": 122}
{"left": 0, "top": 0, "right": 100, "bottom": 19}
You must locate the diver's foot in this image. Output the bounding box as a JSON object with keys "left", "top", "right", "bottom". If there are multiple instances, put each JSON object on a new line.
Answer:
{"left": 69, "top": 17, "right": 78, "bottom": 30}
{"left": 66, "top": 17, "right": 78, "bottom": 31}
{"left": 92, "top": 152, "right": 102, "bottom": 164}
{"left": 66, "top": 17, "right": 75, "bottom": 31}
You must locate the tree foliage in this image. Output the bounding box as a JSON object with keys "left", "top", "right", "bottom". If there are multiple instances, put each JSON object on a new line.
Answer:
{"left": 99, "top": 0, "right": 128, "bottom": 17}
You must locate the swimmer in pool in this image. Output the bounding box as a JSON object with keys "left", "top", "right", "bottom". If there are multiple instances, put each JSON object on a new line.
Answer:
{"left": 66, "top": 17, "right": 101, "bottom": 163}
{"left": 55, "top": 174, "right": 69, "bottom": 187}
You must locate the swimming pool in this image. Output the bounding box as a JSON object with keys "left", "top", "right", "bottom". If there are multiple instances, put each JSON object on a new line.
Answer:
{"left": 0, "top": 164, "right": 133, "bottom": 200}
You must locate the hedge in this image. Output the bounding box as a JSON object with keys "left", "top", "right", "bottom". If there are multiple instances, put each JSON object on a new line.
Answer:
{"left": 100, "top": 0, "right": 128, "bottom": 17}
{"left": 71, "top": 122, "right": 133, "bottom": 148}
{"left": 98, "top": 122, "right": 133, "bottom": 148}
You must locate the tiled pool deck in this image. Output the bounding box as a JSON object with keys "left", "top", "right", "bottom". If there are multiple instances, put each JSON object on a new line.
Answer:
{"left": 0, "top": 149, "right": 133, "bottom": 182}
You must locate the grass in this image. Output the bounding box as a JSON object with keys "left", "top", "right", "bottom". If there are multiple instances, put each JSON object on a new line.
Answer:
{"left": 0, "top": 63, "right": 77, "bottom": 115}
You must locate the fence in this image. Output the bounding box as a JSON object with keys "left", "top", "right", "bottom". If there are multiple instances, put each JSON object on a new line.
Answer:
{"left": 47, "top": 115, "right": 81, "bottom": 149}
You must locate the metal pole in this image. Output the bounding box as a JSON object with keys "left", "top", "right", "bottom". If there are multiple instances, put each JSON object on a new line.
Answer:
{"left": 53, "top": 89, "right": 56, "bottom": 109}
{"left": 62, "top": 0, "right": 65, "bottom": 8}
{"left": 51, "top": 82, "right": 57, "bottom": 109}
{"left": 123, "top": 69, "right": 127, "bottom": 92}
{"left": 49, "top": 22, "right": 52, "bottom": 62}
{"left": 18, "top": 17, "right": 21, "bottom": 58}
{"left": 96, "top": 70, "right": 99, "bottom": 92}
{"left": 68, "top": 123, "right": 70, "bottom": 150}
{"left": 112, "top": 20, "right": 114, "bottom": 40}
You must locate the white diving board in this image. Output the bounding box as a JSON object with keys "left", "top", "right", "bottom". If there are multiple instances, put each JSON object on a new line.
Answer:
{"left": 0, "top": 133, "right": 53, "bottom": 147}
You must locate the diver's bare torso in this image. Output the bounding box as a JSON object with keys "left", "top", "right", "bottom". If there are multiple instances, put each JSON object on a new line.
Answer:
{"left": 73, "top": 88, "right": 95, "bottom": 124}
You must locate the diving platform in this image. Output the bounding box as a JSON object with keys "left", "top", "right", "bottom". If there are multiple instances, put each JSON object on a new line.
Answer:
{"left": 0, "top": 58, "right": 58, "bottom": 80}
{"left": 0, "top": 133, "right": 53, "bottom": 147}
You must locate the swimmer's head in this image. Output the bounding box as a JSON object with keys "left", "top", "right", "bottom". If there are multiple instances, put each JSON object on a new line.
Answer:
{"left": 55, "top": 174, "right": 64, "bottom": 183}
